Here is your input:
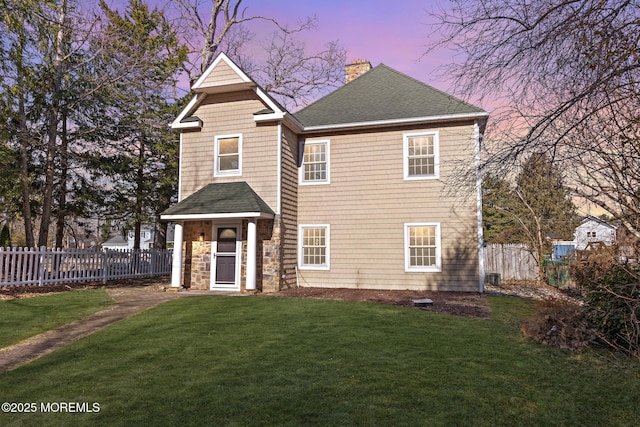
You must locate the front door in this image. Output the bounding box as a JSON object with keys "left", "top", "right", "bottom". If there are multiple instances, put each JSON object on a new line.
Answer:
{"left": 211, "top": 225, "right": 240, "bottom": 291}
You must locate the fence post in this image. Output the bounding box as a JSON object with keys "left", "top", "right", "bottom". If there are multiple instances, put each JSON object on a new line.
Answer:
{"left": 37, "top": 246, "right": 45, "bottom": 286}
{"left": 0, "top": 247, "right": 4, "bottom": 285}
{"left": 101, "top": 250, "right": 107, "bottom": 283}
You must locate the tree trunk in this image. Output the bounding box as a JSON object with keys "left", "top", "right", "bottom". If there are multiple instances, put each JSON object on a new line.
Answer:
{"left": 17, "top": 101, "right": 34, "bottom": 248}
{"left": 38, "top": 0, "right": 68, "bottom": 247}
{"left": 55, "top": 111, "right": 68, "bottom": 248}
{"left": 15, "top": 28, "right": 34, "bottom": 248}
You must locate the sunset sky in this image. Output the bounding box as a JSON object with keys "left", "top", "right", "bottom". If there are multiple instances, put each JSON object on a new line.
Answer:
{"left": 105, "top": 0, "right": 456, "bottom": 97}
{"left": 244, "top": 0, "right": 450, "bottom": 89}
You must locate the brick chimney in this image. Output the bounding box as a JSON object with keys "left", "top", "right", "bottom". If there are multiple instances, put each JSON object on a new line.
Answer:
{"left": 345, "top": 59, "right": 372, "bottom": 83}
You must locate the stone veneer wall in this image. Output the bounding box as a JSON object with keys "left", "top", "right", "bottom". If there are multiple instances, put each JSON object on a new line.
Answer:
{"left": 183, "top": 221, "right": 212, "bottom": 290}
{"left": 262, "top": 217, "right": 281, "bottom": 292}
{"left": 240, "top": 218, "right": 281, "bottom": 293}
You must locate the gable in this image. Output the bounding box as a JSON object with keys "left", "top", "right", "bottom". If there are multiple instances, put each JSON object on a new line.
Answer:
{"left": 295, "top": 64, "right": 487, "bottom": 130}
{"left": 198, "top": 59, "right": 247, "bottom": 88}
{"left": 578, "top": 216, "right": 615, "bottom": 231}
{"left": 172, "top": 52, "right": 301, "bottom": 131}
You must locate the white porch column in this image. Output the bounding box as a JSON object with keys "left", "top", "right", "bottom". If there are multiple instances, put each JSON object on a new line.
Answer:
{"left": 171, "top": 222, "right": 184, "bottom": 288}
{"left": 246, "top": 219, "right": 257, "bottom": 291}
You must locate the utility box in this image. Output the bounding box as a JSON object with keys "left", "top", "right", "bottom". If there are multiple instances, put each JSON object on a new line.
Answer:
{"left": 485, "top": 272, "right": 501, "bottom": 286}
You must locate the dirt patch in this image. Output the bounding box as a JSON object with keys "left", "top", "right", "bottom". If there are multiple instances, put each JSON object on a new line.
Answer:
{"left": 259, "top": 287, "right": 492, "bottom": 319}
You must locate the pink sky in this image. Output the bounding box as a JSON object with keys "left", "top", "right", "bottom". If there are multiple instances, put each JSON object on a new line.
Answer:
{"left": 106, "top": 1, "right": 452, "bottom": 85}
{"left": 104, "top": 0, "right": 466, "bottom": 102}
{"left": 241, "top": 0, "right": 453, "bottom": 91}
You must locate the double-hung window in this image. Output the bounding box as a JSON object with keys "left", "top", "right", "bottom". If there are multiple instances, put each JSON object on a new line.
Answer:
{"left": 300, "top": 140, "right": 329, "bottom": 184}
{"left": 404, "top": 132, "right": 439, "bottom": 180}
{"left": 404, "top": 223, "right": 441, "bottom": 272}
{"left": 299, "top": 225, "right": 330, "bottom": 270}
{"left": 215, "top": 134, "right": 242, "bottom": 176}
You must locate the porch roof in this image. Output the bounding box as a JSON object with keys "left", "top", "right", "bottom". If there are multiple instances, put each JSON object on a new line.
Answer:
{"left": 160, "top": 182, "right": 275, "bottom": 221}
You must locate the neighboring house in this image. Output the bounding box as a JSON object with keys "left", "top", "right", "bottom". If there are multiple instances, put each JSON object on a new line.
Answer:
{"left": 102, "top": 224, "right": 174, "bottom": 250}
{"left": 102, "top": 235, "right": 129, "bottom": 251}
{"left": 161, "top": 53, "right": 488, "bottom": 293}
{"left": 574, "top": 215, "right": 616, "bottom": 250}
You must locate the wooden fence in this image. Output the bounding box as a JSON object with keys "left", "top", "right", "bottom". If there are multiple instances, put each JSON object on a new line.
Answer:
{"left": 484, "top": 243, "right": 538, "bottom": 281}
{"left": 0, "top": 247, "right": 172, "bottom": 287}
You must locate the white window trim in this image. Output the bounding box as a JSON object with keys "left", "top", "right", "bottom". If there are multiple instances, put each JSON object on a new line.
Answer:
{"left": 214, "top": 133, "right": 242, "bottom": 177}
{"left": 404, "top": 222, "right": 442, "bottom": 272}
{"left": 403, "top": 131, "right": 439, "bottom": 180}
{"left": 299, "top": 140, "right": 330, "bottom": 185}
{"left": 298, "top": 224, "right": 330, "bottom": 270}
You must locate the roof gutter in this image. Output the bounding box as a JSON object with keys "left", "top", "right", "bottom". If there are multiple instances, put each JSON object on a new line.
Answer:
{"left": 160, "top": 212, "right": 275, "bottom": 221}
{"left": 300, "top": 112, "right": 489, "bottom": 134}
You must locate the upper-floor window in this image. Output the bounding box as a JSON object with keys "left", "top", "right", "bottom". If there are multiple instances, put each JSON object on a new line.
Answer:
{"left": 300, "top": 140, "right": 330, "bottom": 184}
{"left": 403, "top": 132, "right": 439, "bottom": 180}
{"left": 215, "top": 134, "right": 242, "bottom": 176}
{"left": 587, "top": 231, "right": 597, "bottom": 238}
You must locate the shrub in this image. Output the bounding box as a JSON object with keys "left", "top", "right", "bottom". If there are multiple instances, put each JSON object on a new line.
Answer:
{"left": 521, "top": 299, "right": 596, "bottom": 351}
{"left": 572, "top": 250, "right": 640, "bottom": 360}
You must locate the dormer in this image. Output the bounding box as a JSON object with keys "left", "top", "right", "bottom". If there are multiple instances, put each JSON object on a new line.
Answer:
{"left": 172, "top": 53, "right": 302, "bottom": 132}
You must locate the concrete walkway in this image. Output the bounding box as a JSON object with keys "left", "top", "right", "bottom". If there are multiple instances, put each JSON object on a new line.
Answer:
{"left": 0, "top": 287, "right": 200, "bottom": 374}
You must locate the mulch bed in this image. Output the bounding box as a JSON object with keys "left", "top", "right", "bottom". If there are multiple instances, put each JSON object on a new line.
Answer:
{"left": 261, "top": 287, "right": 492, "bottom": 319}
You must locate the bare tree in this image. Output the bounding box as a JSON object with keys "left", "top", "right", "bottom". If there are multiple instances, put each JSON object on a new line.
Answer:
{"left": 169, "top": 0, "right": 346, "bottom": 108}
{"left": 427, "top": 0, "right": 640, "bottom": 237}
{"left": 252, "top": 21, "right": 346, "bottom": 108}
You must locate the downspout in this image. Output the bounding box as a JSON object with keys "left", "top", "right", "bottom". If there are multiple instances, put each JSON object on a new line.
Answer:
{"left": 277, "top": 123, "right": 285, "bottom": 289}
{"left": 475, "top": 121, "right": 485, "bottom": 293}
{"left": 277, "top": 123, "right": 282, "bottom": 215}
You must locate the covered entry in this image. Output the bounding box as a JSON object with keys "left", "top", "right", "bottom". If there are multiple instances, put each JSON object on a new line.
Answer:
{"left": 160, "top": 182, "right": 275, "bottom": 291}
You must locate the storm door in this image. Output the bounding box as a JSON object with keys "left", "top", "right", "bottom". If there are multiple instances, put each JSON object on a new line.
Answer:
{"left": 211, "top": 225, "right": 240, "bottom": 291}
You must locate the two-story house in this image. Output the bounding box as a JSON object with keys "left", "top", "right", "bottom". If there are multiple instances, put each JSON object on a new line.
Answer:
{"left": 161, "top": 53, "right": 488, "bottom": 293}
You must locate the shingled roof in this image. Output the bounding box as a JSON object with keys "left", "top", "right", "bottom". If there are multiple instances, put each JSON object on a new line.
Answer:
{"left": 160, "top": 182, "right": 274, "bottom": 220}
{"left": 294, "top": 64, "right": 486, "bottom": 129}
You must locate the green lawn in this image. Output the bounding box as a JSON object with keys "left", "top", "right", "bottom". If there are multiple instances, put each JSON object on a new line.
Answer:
{"left": 0, "top": 289, "right": 113, "bottom": 347}
{"left": 1, "top": 295, "right": 639, "bottom": 426}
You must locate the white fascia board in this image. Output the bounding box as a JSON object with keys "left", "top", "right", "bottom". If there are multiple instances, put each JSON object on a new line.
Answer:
{"left": 254, "top": 86, "right": 283, "bottom": 114}
{"left": 171, "top": 119, "right": 203, "bottom": 130}
{"left": 171, "top": 94, "right": 203, "bottom": 129}
{"left": 255, "top": 112, "right": 304, "bottom": 134}
{"left": 161, "top": 212, "right": 275, "bottom": 221}
{"left": 301, "top": 112, "right": 489, "bottom": 133}
{"left": 253, "top": 112, "right": 285, "bottom": 121}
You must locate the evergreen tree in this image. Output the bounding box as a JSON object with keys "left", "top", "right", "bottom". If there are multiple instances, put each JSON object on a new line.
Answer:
{"left": 483, "top": 153, "right": 581, "bottom": 281}
{"left": 482, "top": 175, "right": 518, "bottom": 244}
{"left": 83, "top": 0, "right": 187, "bottom": 249}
